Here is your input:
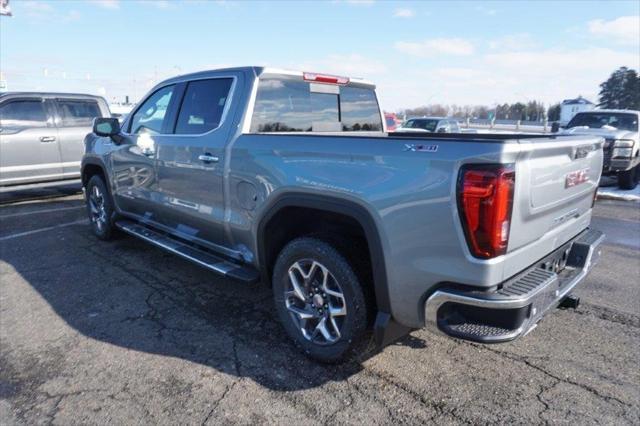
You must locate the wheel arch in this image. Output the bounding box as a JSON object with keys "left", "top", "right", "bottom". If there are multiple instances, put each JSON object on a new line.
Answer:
{"left": 256, "top": 192, "right": 391, "bottom": 315}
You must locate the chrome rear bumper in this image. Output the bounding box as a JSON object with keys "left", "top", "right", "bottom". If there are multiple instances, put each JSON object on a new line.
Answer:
{"left": 424, "top": 228, "right": 604, "bottom": 343}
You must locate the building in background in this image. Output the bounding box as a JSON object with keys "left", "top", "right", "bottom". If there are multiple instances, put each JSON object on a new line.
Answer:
{"left": 559, "top": 96, "right": 595, "bottom": 125}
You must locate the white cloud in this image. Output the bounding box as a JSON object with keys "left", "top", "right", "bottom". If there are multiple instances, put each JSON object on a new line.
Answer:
{"left": 475, "top": 5, "right": 497, "bottom": 16}
{"left": 375, "top": 46, "right": 640, "bottom": 110}
{"left": 394, "top": 38, "right": 474, "bottom": 57}
{"left": 588, "top": 16, "right": 640, "bottom": 45}
{"left": 91, "top": 0, "right": 120, "bottom": 10}
{"left": 393, "top": 8, "right": 414, "bottom": 18}
{"left": 295, "top": 54, "right": 387, "bottom": 77}
{"left": 489, "top": 33, "right": 538, "bottom": 51}
{"left": 22, "top": 1, "right": 80, "bottom": 22}
{"left": 346, "top": 0, "right": 375, "bottom": 5}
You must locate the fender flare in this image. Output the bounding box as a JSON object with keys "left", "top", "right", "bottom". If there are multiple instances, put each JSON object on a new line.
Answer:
{"left": 256, "top": 192, "right": 391, "bottom": 314}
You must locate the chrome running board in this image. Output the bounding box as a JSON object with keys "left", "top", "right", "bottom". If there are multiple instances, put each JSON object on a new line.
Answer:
{"left": 115, "top": 220, "right": 259, "bottom": 283}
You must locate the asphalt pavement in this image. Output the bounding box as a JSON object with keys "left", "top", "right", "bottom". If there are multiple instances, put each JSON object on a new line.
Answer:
{"left": 0, "top": 189, "right": 638, "bottom": 425}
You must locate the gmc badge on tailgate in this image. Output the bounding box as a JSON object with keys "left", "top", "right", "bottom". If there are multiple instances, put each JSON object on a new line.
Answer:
{"left": 565, "top": 168, "right": 590, "bottom": 188}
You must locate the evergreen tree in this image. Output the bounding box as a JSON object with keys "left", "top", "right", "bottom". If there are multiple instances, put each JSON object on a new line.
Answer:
{"left": 598, "top": 67, "right": 639, "bottom": 110}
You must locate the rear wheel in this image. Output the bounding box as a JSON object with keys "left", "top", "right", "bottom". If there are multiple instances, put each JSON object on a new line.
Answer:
{"left": 85, "top": 175, "right": 117, "bottom": 240}
{"left": 618, "top": 164, "right": 639, "bottom": 190}
{"left": 272, "top": 237, "right": 369, "bottom": 363}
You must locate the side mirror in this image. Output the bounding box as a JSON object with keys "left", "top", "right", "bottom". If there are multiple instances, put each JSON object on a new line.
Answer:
{"left": 93, "top": 117, "right": 121, "bottom": 137}
{"left": 551, "top": 122, "right": 560, "bottom": 133}
{"left": 437, "top": 127, "right": 448, "bottom": 133}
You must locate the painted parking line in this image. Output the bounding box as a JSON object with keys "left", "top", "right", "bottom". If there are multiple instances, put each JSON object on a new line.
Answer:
{"left": 0, "top": 205, "right": 84, "bottom": 219}
{"left": 0, "top": 219, "right": 88, "bottom": 242}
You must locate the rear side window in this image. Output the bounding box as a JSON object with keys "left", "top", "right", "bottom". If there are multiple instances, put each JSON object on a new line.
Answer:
{"left": 130, "top": 85, "right": 175, "bottom": 135}
{"left": 57, "top": 99, "right": 101, "bottom": 127}
{"left": 250, "top": 77, "right": 382, "bottom": 133}
{"left": 175, "top": 78, "right": 233, "bottom": 135}
{"left": 340, "top": 86, "right": 382, "bottom": 131}
{"left": 0, "top": 99, "right": 48, "bottom": 129}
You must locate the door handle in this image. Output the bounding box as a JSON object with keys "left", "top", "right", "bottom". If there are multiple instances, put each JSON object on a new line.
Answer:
{"left": 40, "top": 136, "right": 56, "bottom": 143}
{"left": 198, "top": 154, "right": 219, "bottom": 163}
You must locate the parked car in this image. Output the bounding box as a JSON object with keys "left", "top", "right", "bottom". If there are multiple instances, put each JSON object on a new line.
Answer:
{"left": 0, "top": 92, "right": 110, "bottom": 190}
{"left": 398, "top": 117, "right": 460, "bottom": 133}
{"left": 83, "top": 67, "right": 604, "bottom": 362}
{"left": 557, "top": 110, "right": 639, "bottom": 189}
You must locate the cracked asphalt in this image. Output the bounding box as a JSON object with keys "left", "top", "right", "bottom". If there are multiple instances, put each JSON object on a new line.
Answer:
{"left": 1, "top": 186, "right": 639, "bottom": 425}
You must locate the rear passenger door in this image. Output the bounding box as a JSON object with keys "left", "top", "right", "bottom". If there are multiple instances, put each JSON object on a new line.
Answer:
{"left": 0, "top": 97, "right": 62, "bottom": 186}
{"left": 154, "top": 77, "right": 236, "bottom": 249}
{"left": 54, "top": 98, "right": 106, "bottom": 180}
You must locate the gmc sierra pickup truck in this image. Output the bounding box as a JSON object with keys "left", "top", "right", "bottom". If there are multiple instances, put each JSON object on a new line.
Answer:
{"left": 83, "top": 67, "right": 604, "bottom": 362}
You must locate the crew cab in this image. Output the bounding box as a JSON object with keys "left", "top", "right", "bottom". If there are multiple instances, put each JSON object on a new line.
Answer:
{"left": 82, "top": 67, "right": 604, "bottom": 362}
{"left": 559, "top": 109, "right": 639, "bottom": 189}
{"left": 0, "top": 92, "right": 110, "bottom": 191}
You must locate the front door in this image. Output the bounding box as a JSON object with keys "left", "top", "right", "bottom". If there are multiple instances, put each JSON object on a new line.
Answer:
{"left": 0, "top": 97, "right": 62, "bottom": 186}
{"left": 111, "top": 84, "right": 177, "bottom": 220}
{"left": 155, "top": 77, "right": 235, "bottom": 249}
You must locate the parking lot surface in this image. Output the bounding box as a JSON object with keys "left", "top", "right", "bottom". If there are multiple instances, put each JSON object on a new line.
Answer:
{"left": 1, "top": 188, "right": 639, "bottom": 425}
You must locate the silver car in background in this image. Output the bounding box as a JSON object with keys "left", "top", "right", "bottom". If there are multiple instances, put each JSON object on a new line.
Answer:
{"left": 0, "top": 92, "right": 110, "bottom": 190}
{"left": 397, "top": 117, "right": 461, "bottom": 133}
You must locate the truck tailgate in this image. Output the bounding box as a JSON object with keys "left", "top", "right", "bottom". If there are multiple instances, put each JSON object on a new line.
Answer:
{"left": 508, "top": 135, "right": 603, "bottom": 255}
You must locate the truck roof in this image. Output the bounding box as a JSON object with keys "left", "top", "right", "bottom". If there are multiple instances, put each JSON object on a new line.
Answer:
{"left": 157, "top": 66, "right": 376, "bottom": 89}
{"left": 0, "top": 91, "right": 106, "bottom": 100}
{"left": 580, "top": 109, "right": 640, "bottom": 115}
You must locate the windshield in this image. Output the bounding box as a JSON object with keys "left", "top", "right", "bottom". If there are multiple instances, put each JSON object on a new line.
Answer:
{"left": 567, "top": 112, "right": 638, "bottom": 132}
{"left": 402, "top": 119, "right": 439, "bottom": 132}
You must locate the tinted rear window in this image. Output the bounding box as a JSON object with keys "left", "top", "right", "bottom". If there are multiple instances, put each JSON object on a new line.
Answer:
{"left": 175, "top": 78, "right": 233, "bottom": 134}
{"left": 57, "top": 99, "right": 101, "bottom": 126}
{"left": 0, "top": 99, "right": 48, "bottom": 128}
{"left": 250, "top": 77, "right": 382, "bottom": 133}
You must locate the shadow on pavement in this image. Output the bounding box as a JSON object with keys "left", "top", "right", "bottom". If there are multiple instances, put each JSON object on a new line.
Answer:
{"left": 0, "top": 200, "right": 427, "bottom": 391}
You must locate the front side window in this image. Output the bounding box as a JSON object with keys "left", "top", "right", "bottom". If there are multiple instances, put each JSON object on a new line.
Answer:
{"left": 130, "top": 85, "right": 175, "bottom": 135}
{"left": 0, "top": 99, "right": 48, "bottom": 129}
{"left": 175, "top": 78, "right": 233, "bottom": 135}
{"left": 57, "top": 99, "right": 101, "bottom": 126}
{"left": 250, "top": 77, "right": 382, "bottom": 133}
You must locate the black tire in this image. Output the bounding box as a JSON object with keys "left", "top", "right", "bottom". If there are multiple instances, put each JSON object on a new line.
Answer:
{"left": 272, "top": 237, "right": 369, "bottom": 363}
{"left": 618, "top": 165, "right": 639, "bottom": 190}
{"left": 85, "top": 175, "right": 117, "bottom": 240}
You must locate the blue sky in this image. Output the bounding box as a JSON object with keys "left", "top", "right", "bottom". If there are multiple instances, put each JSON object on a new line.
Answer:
{"left": 1, "top": 0, "right": 639, "bottom": 110}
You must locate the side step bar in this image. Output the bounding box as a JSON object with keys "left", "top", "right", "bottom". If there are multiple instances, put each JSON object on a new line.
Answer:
{"left": 115, "top": 220, "right": 259, "bottom": 283}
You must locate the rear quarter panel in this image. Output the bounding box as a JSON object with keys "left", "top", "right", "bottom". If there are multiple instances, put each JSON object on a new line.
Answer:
{"left": 226, "top": 133, "right": 519, "bottom": 326}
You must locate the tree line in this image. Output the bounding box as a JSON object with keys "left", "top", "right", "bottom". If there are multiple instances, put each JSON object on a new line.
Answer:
{"left": 400, "top": 67, "right": 639, "bottom": 122}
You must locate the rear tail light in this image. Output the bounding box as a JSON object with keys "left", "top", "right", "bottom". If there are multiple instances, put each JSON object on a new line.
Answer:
{"left": 303, "top": 72, "right": 350, "bottom": 85}
{"left": 457, "top": 164, "right": 515, "bottom": 259}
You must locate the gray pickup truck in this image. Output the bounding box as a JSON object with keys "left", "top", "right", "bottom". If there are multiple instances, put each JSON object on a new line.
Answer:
{"left": 82, "top": 67, "right": 604, "bottom": 362}
{"left": 0, "top": 92, "right": 110, "bottom": 191}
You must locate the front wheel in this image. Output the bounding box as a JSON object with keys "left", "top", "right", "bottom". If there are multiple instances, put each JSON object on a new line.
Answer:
{"left": 272, "top": 237, "right": 369, "bottom": 363}
{"left": 618, "top": 164, "right": 639, "bottom": 190}
{"left": 85, "top": 175, "right": 117, "bottom": 240}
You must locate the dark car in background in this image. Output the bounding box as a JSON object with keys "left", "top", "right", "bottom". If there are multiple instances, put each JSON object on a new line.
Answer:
{"left": 0, "top": 92, "right": 110, "bottom": 190}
